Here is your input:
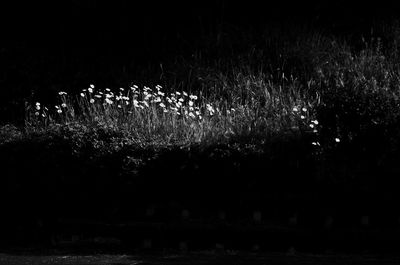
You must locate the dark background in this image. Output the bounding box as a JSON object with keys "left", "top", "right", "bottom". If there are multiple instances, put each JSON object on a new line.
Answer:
{"left": 2, "top": 1, "right": 399, "bottom": 45}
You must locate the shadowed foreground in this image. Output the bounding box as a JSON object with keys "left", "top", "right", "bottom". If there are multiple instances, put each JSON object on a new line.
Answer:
{"left": 0, "top": 251, "right": 399, "bottom": 265}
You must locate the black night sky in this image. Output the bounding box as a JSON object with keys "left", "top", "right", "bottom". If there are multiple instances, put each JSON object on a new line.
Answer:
{"left": 3, "top": 2, "right": 399, "bottom": 43}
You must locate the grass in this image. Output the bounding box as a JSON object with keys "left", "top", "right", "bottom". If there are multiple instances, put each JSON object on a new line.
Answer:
{"left": 2, "top": 21, "right": 400, "bottom": 235}
{"left": 1, "top": 20, "right": 399, "bottom": 165}
{"left": 0, "top": 21, "right": 398, "bottom": 168}
{"left": 16, "top": 24, "right": 329, "bottom": 150}
{"left": 22, "top": 79, "right": 318, "bottom": 148}
{"left": 14, "top": 23, "right": 399, "bottom": 154}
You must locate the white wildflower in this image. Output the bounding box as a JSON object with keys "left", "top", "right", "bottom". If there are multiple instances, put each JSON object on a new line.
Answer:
{"left": 206, "top": 104, "right": 214, "bottom": 111}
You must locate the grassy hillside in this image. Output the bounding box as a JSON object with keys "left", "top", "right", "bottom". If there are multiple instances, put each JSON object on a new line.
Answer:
{"left": 2, "top": 20, "right": 400, "bottom": 251}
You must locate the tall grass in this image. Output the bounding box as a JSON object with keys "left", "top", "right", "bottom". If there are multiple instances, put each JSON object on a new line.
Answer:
{"left": 14, "top": 20, "right": 400, "bottom": 156}
{"left": 24, "top": 79, "right": 318, "bottom": 149}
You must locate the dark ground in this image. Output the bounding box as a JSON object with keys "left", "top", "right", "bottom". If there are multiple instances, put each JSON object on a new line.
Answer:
{"left": 0, "top": 251, "right": 400, "bottom": 265}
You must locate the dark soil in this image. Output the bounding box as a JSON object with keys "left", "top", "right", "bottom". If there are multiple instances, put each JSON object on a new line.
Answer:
{"left": 0, "top": 251, "right": 399, "bottom": 265}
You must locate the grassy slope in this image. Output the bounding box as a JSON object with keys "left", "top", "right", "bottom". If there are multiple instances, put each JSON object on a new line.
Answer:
{"left": 2, "top": 21, "right": 400, "bottom": 249}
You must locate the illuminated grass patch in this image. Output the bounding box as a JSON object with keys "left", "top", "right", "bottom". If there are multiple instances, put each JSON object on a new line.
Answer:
{"left": 24, "top": 77, "right": 321, "bottom": 148}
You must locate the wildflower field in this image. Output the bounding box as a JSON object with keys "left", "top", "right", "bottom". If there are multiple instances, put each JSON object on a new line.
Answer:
{"left": 2, "top": 18, "right": 400, "bottom": 252}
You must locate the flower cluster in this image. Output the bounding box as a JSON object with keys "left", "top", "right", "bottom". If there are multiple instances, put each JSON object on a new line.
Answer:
{"left": 292, "top": 106, "right": 309, "bottom": 120}
{"left": 33, "top": 102, "right": 49, "bottom": 118}
{"left": 52, "top": 84, "right": 215, "bottom": 123}
{"left": 292, "top": 105, "right": 341, "bottom": 147}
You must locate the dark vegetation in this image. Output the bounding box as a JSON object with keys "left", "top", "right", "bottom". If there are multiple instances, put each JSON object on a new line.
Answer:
{"left": 2, "top": 1, "right": 400, "bottom": 254}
